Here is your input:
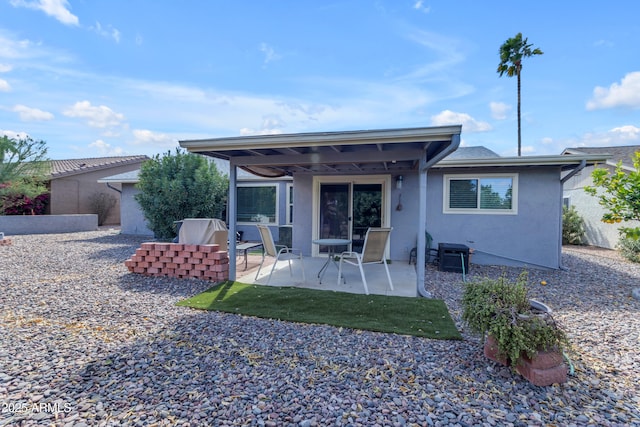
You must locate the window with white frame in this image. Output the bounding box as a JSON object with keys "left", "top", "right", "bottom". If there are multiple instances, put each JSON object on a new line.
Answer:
{"left": 237, "top": 184, "right": 278, "bottom": 224}
{"left": 444, "top": 174, "right": 518, "bottom": 214}
{"left": 286, "top": 183, "right": 293, "bottom": 224}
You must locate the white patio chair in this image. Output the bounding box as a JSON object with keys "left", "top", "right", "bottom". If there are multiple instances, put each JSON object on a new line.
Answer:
{"left": 337, "top": 227, "right": 394, "bottom": 295}
{"left": 255, "top": 224, "right": 305, "bottom": 285}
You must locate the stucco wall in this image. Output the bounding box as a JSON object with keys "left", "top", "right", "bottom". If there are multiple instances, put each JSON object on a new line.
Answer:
{"left": 0, "top": 214, "right": 98, "bottom": 235}
{"left": 291, "top": 167, "right": 565, "bottom": 268}
{"left": 427, "top": 167, "right": 563, "bottom": 268}
{"left": 120, "top": 184, "right": 154, "bottom": 236}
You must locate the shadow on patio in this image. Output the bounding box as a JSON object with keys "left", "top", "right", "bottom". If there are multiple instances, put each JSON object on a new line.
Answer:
{"left": 234, "top": 253, "right": 418, "bottom": 297}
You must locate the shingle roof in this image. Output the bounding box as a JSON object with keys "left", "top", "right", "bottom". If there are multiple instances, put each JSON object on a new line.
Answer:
{"left": 443, "top": 146, "right": 500, "bottom": 160}
{"left": 562, "top": 146, "right": 640, "bottom": 169}
{"left": 49, "top": 155, "right": 149, "bottom": 179}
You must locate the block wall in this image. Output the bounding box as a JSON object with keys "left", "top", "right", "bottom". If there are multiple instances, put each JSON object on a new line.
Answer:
{"left": 124, "top": 242, "right": 229, "bottom": 282}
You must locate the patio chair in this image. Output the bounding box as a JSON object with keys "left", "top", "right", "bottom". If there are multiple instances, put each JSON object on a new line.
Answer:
{"left": 255, "top": 224, "right": 305, "bottom": 285}
{"left": 337, "top": 227, "right": 394, "bottom": 295}
{"left": 409, "top": 231, "right": 439, "bottom": 265}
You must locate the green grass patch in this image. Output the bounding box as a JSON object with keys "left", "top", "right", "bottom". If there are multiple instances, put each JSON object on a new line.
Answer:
{"left": 176, "top": 281, "right": 461, "bottom": 339}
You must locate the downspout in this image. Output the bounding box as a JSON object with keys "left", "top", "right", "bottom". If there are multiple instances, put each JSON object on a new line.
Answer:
{"left": 416, "top": 134, "right": 461, "bottom": 298}
{"left": 104, "top": 183, "right": 122, "bottom": 194}
{"left": 558, "top": 159, "right": 587, "bottom": 270}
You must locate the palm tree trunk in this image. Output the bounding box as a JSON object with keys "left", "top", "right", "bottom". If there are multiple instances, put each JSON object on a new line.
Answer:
{"left": 517, "top": 71, "right": 522, "bottom": 156}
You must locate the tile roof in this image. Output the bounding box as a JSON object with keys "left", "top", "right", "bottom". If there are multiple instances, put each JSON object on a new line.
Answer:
{"left": 49, "top": 155, "right": 149, "bottom": 179}
{"left": 562, "top": 145, "right": 640, "bottom": 169}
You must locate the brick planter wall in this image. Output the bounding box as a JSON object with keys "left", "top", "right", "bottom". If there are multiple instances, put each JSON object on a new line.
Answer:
{"left": 125, "top": 242, "right": 229, "bottom": 282}
{"left": 484, "top": 334, "right": 567, "bottom": 386}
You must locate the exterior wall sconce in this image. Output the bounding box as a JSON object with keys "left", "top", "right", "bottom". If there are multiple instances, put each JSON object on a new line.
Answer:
{"left": 396, "top": 175, "right": 403, "bottom": 190}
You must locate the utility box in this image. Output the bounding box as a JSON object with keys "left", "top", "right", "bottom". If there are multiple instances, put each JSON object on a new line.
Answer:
{"left": 438, "top": 243, "right": 470, "bottom": 273}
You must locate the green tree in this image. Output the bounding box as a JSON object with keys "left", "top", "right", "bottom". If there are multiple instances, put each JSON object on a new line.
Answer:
{"left": 0, "top": 136, "right": 50, "bottom": 214}
{"left": 584, "top": 152, "right": 640, "bottom": 240}
{"left": 135, "top": 149, "right": 228, "bottom": 240}
{"left": 497, "top": 33, "right": 543, "bottom": 156}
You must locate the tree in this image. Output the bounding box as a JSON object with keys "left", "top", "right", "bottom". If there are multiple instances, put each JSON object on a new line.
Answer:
{"left": 0, "top": 136, "right": 50, "bottom": 215}
{"left": 135, "top": 149, "right": 228, "bottom": 240}
{"left": 584, "top": 152, "right": 640, "bottom": 240}
{"left": 497, "top": 33, "right": 543, "bottom": 156}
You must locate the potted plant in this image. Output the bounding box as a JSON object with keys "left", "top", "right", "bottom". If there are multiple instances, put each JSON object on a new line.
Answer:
{"left": 461, "top": 271, "right": 569, "bottom": 386}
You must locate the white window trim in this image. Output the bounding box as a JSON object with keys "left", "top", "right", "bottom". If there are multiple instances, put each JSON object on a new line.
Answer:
{"left": 443, "top": 173, "right": 518, "bottom": 215}
{"left": 236, "top": 182, "right": 279, "bottom": 225}
{"left": 286, "top": 183, "right": 293, "bottom": 225}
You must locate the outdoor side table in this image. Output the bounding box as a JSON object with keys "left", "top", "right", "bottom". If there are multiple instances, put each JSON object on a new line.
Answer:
{"left": 312, "top": 238, "right": 351, "bottom": 284}
{"left": 236, "top": 242, "right": 263, "bottom": 270}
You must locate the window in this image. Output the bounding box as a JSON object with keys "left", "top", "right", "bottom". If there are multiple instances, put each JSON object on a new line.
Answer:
{"left": 444, "top": 174, "right": 518, "bottom": 214}
{"left": 237, "top": 184, "right": 278, "bottom": 224}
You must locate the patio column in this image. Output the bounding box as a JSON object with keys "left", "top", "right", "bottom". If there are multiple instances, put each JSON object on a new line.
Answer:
{"left": 228, "top": 163, "right": 237, "bottom": 281}
{"left": 416, "top": 156, "right": 427, "bottom": 296}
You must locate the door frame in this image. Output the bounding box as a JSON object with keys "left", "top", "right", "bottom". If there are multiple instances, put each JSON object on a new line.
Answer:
{"left": 311, "top": 174, "right": 391, "bottom": 257}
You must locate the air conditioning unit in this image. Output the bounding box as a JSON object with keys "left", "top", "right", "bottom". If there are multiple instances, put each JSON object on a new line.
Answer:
{"left": 438, "top": 243, "right": 470, "bottom": 273}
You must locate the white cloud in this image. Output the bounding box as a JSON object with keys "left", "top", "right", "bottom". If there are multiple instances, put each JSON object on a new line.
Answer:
{"left": 489, "top": 101, "right": 511, "bottom": 120}
{"left": 413, "top": 1, "right": 431, "bottom": 13}
{"left": 63, "top": 101, "right": 126, "bottom": 129}
{"left": 88, "top": 139, "right": 124, "bottom": 156}
{"left": 586, "top": 71, "right": 640, "bottom": 110}
{"left": 90, "top": 22, "right": 121, "bottom": 43}
{"left": 1, "top": 129, "right": 30, "bottom": 140}
{"left": 12, "top": 104, "right": 54, "bottom": 121}
{"left": 260, "top": 43, "right": 282, "bottom": 65}
{"left": 131, "top": 129, "right": 177, "bottom": 148}
{"left": 0, "top": 64, "right": 12, "bottom": 72}
{"left": 240, "top": 116, "right": 285, "bottom": 136}
{"left": 10, "top": 0, "right": 79, "bottom": 26}
{"left": 0, "top": 79, "right": 10, "bottom": 92}
{"left": 431, "top": 110, "right": 492, "bottom": 132}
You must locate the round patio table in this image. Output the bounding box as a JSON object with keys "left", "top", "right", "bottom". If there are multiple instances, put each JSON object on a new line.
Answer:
{"left": 312, "top": 238, "right": 351, "bottom": 284}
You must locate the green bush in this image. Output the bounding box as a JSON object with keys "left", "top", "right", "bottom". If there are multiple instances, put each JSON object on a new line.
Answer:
{"left": 618, "top": 236, "right": 640, "bottom": 263}
{"left": 562, "top": 205, "right": 585, "bottom": 245}
{"left": 461, "top": 272, "right": 568, "bottom": 365}
{"left": 135, "top": 150, "right": 228, "bottom": 240}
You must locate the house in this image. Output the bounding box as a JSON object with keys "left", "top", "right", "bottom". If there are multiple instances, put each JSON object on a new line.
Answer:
{"left": 179, "top": 126, "right": 608, "bottom": 294}
{"left": 49, "top": 156, "right": 148, "bottom": 225}
{"left": 562, "top": 145, "right": 640, "bottom": 249}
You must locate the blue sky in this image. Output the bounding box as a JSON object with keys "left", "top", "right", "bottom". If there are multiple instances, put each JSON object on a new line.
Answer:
{"left": 1, "top": 1, "right": 639, "bottom": 160}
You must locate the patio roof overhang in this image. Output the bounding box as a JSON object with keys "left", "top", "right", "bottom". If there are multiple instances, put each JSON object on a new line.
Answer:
{"left": 179, "top": 125, "right": 463, "bottom": 177}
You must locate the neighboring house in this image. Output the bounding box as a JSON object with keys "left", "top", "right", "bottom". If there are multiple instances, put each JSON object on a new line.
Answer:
{"left": 49, "top": 156, "right": 148, "bottom": 225}
{"left": 562, "top": 145, "right": 640, "bottom": 249}
{"left": 97, "top": 170, "right": 154, "bottom": 236}
{"left": 179, "top": 126, "right": 608, "bottom": 294}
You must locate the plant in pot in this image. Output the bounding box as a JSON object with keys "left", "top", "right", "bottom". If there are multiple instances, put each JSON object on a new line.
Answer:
{"left": 461, "top": 271, "right": 569, "bottom": 386}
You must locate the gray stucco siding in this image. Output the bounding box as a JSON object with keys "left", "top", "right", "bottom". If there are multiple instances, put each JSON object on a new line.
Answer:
{"left": 426, "top": 167, "right": 563, "bottom": 269}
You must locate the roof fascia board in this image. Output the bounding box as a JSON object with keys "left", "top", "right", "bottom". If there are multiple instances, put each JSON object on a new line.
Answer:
{"left": 433, "top": 154, "right": 610, "bottom": 168}
{"left": 180, "top": 126, "right": 462, "bottom": 152}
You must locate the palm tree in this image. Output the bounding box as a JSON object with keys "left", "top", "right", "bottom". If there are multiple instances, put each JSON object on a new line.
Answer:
{"left": 497, "top": 33, "right": 543, "bottom": 156}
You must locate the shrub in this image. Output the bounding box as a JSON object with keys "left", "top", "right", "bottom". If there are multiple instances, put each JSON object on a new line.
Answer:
{"left": 618, "top": 236, "right": 640, "bottom": 263}
{"left": 88, "top": 192, "right": 117, "bottom": 226}
{"left": 562, "top": 205, "right": 585, "bottom": 245}
{"left": 135, "top": 150, "right": 228, "bottom": 240}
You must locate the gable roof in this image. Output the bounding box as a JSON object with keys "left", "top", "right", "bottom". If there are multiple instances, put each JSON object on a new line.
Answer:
{"left": 445, "top": 146, "right": 500, "bottom": 159}
{"left": 180, "top": 126, "right": 462, "bottom": 177}
{"left": 562, "top": 146, "right": 640, "bottom": 170}
{"left": 49, "top": 155, "right": 149, "bottom": 179}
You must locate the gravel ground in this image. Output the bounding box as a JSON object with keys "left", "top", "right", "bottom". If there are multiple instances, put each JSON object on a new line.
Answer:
{"left": 1, "top": 230, "right": 639, "bottom": 427}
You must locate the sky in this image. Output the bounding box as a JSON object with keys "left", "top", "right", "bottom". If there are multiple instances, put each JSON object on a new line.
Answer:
{"left": 1, "top": 1, "right": 639, "bottom": 160}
